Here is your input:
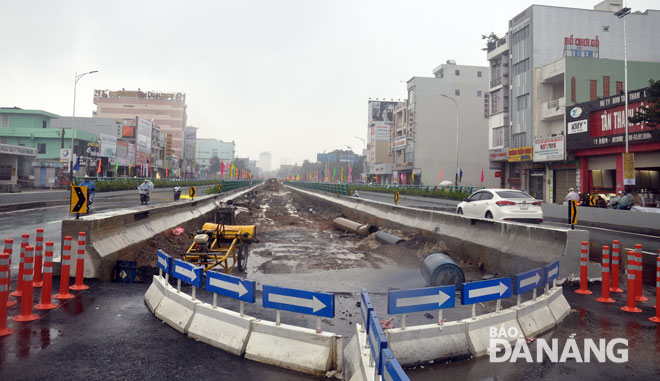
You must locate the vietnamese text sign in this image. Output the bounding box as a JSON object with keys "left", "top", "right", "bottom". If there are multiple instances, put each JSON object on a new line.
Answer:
{"left": 623, "top": 153, "right": 635, "bottom": 185}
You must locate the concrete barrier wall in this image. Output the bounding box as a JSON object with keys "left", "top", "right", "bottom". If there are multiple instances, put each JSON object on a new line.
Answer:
{"left": 542, "top": 203, "right": 660, "bottom": 236}
{"left": 145, "top": 275, "right": 343, "bottom": 376}
{"left": 288, "top": 186, "right": 589, "bottom": 280}
{"left": 63, "top": 186, "right": 258, "bottom": 281}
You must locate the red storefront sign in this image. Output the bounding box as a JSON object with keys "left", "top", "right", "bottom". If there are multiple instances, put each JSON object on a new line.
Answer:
{"left": 589, "top": 100, "right": 649, "bottom": 138}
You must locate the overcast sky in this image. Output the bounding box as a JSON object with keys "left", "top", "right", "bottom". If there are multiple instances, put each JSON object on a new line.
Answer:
{"left": 1, "top": 0, "right": 655, "bottom": 168}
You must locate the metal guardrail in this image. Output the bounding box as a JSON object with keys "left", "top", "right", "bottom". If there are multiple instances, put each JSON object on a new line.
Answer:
{"left": 285, "top": 182, "right": 483, "bottom": 197}
{"left": 219, "top": 180, "right": 259, "bottom": 193}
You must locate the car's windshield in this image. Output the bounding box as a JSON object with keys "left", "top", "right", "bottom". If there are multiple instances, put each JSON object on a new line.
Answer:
{"left": 496, "top": 191, "right": 534, "bottom": 199}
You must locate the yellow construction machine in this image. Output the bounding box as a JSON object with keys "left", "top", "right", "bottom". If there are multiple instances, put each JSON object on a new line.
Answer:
{"left": 184, "top": 222, "right": 257, "bottom": 273}
{"left": 265, "top": 178, "right": 279, "bottom": 191}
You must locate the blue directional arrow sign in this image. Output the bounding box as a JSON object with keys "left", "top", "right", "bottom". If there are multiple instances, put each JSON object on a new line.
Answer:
{"left": 382, "top": 348, "right": 410, "bottom": 381}
{"left": 172, "top": 258, "right": 203, "bottom": 288}
{"left": 544, "top": 261, "right": 560, "bottom": 285}
{"left": 388, "top": 285, "right": 455, "bottom": 315}
{"left": 368, "top": 312, "right": 387, "bottom": 376}
{"left": 461, "top": 277, "right": 512, "bottom": 305}
{"left": 206, "top": 270, "right": 256, "bottom": 303}
{"left": 157, "top": 249, "right": 172, "bottom": 275}
{"left": 513, "top": 268, "right": 543, "bottom": 295}
{"left": 262, "top": 285, "right": 334, "bottom": 318}
{"left": 360, "top": 288, "right": 374, "bottom": 332}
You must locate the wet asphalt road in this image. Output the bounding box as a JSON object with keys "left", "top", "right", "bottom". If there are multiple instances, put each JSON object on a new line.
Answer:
{"left": 0, "top": 278, "right": 320, "bottom": 381}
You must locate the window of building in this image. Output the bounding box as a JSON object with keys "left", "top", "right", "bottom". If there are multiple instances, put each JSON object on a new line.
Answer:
{"left": 493, "top": 126, "right": 505, "bottom": 147}
{"left": 571, "top": 77, "right": 576, "bottom": 102}
{"left": 0, "top": 114, "right": 8, "bottom": 128}
{"left": 477, "top": 91, "right": 482, "bottom": 97}
{"left": 0, "top": 165, "right": 11, "bottom": 180}
{"left": 0, "top": 137, "right": 6, "bottom": 144}
{"left": 603, "top": 76, "right": 610, "bottom": 97}
{"left": 455, "top": 89, "right": 460, "bottom": 96}
{"left": 590, "top": 80, "right": 598, "bottom": 101}
{"left": 616, "top": 81, "right": 623, "bottom": 95}
{"left": 477, "top": 71, "right": 482, "bottom": 78}
{"left": 37, "top": 143, "right": 46, "bottom": 154}
{"left": 516, "top": 94, "right": 529, "bottom": 110}
{"left": 42, "top": 120, "right": 47, "bottom": 129}
{"left": 512, "top": 58, "right": 530, "bottom": 76}
{"left": 455, "top": 69, "right": 460, "bottom": 76}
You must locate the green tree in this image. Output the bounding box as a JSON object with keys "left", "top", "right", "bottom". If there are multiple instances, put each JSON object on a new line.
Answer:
{"left": 209, "top": 156, "right": 221, "bottom": 174}
{"left": 481, "top": 32, "right": 500, "bottom": 51}
{"left": 629, "top": 79, "right": 660, "bottom": 127}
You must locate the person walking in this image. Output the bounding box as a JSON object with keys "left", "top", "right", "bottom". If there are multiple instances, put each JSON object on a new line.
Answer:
{"left": 563, "top": 187, "right": 579, "bottom": 205}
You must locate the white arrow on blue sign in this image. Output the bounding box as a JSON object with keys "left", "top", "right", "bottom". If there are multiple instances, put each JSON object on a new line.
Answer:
{"left": 513, "top": 268, "right": 543, "bottom": 294}
{"left": 545, "top": 261, "right": 560, "bottom": 284}
{"left": 382, "top": 348, "right": 410, "bottom": 381}
{"left": 172, "top": 258, "right": 203, "bottom": 288}
{"left": 206, "top": 270, "right": 256, "bottom": 303}
{"left": 360, "top": 288, "right": 374, "bottom": 333}
{"left": 157, "top": 249, "right": 172, "bottom": 274}
{"left": 461, "top": 277, "right": 512, "bottom": 305}
{"left": 262, "top": 285, "right": 334, "bottom": 318}
{"left": 387, "top": 285, "right": 455, "bottom": 315}
{"left": 368, "top": 312, "right": 387, "bottom": 376}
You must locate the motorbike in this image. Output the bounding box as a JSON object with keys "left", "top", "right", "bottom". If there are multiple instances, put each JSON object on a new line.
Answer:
{"left": 140, "top": 193, "right": 150, "bottom": 205}
{"left": 173, "top": 186, "right": 182, "bottom": 201}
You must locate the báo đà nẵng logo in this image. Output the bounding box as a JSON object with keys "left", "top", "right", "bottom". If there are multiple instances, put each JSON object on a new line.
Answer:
{"left": 488, "top": 326, "right": 628, "bottom": 363}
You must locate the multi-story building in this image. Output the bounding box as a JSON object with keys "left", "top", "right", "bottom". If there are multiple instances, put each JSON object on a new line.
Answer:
{"left": 487, "top": 0, "right": 660, "bottom": 201}
{"left": 93, "top": 89, "right": 187, "bottom": 164}
{"left": 259, "top": 152, "right": 272, "bottom": 173}
{"left": 195, "top": 138, "right": 235, "bottom": 173}
{"left": 404, "top": 61, "right": 493, "bottom": 186}
{"left": 366, "top": 100, "right": 403, "bottom": 183}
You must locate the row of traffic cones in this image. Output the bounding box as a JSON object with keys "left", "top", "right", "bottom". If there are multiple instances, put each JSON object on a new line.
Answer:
{"left": 574, "top": 240, "right": 659, "bottom": 323}
{"left": 0, "top": 230, "right": 88, "bottom": 336}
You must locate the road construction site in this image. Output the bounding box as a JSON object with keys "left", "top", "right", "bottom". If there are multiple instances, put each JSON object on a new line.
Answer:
{"left": 1, "top": 183, "right": 659, "bottom": 380}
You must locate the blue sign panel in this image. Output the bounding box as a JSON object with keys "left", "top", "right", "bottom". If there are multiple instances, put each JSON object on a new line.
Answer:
{"left": 513, "top": 268, "right": 543, "bottom": 295}
{"left": 387, "top": 285, "right": 455, "bottom": 315}
{"left": 461, "top": 277, "right": 512, "bottom": 305}
{"left": 382, "top": 348, "right": 410, "bottom": 381}
{"left": 206, "top": 270, "right": 256, "bottom": 303}
{"left": 360, "top": 288, "right": 374, "bottom": 333}
{"left": 262, "top": 285, "right": 334, "bottom": 318}
{"left": 368, "top": 312, "right": 387, "bottom": 376}
{"left": 172, "top": 258, "right": 203, "bottom": 288}
{"left": 157, "top": 249, "right": 172, "bottom": 275}
{"left": 544, "top": 261, "right": 560, "bottom": 284}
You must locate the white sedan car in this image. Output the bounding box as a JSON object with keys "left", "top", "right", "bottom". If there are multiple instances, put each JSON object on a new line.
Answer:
{"left": 456, "top": 189, "right": 543, "bottom": 224}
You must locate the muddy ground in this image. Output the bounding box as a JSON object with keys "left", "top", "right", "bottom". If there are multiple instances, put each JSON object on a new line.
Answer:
{"left": 134, "top": 185, "right": 477, "bottom": 282}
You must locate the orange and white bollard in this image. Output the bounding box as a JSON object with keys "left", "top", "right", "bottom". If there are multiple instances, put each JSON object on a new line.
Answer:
{"left": 610, "top": 240, "right": 623, "bottom": 293}
{"left": 35, "top": 241, "right": 57, "bottom": 310}
{"left": 621, "top": 251, "right": 642, "bottom": 313}
{"left": 33, "top": 228, "right": 44, "bottom": 288}
{"left": 53, "top": 236, "right": 74, "bottom": 300}
{"left": 12, "top": 245, "right": 39, "bottom": 322}
{"left": 10, "top": 234, "right": 29, "bottom": 298}
{"left": 4, "top": 239, "right": 15, "bottom": 307}
{"left": 0, "top": 252, "right": 14, "bottom": 336}
{"left": 649, "top": 253, "right": 660, "bottom": 323}
{"left": 634, "top": 244, "right": 648, "bottom": 302}
{"left": 596, "top": 245, "right": 615, "bottom": 303}
{"left": 69, "top": 232, "right": 89, "bottom": 291}
{"left": 575, "top": 241, "right": 592, "bottom": 295}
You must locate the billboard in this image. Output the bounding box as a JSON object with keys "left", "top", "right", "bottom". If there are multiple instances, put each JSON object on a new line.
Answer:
{"left": 116, "top": 141, "right": 128, "bottom": 165}
{"left": 566, "top": 88, "right": 659, "bottom": 150}
{"left": 136, "top": 117, "right": 152, "bottom": 154}
{"left": 369, "top": 101, "right": 397, "bottom": 124}
{"left": 99, "top": 133, "right": 117, "bottom": 158}
{"left": 533, "top": 136, "right": 564, "bottom": 162}
{"left": 374, "top": 123, "right": 390, "bottom": 142}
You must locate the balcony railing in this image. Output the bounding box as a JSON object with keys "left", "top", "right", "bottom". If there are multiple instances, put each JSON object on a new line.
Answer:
{"left": 490, "top": 77, "right": 502, "bottom": 88}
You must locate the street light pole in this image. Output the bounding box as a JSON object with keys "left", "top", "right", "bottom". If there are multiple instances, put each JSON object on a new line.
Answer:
{"left": 441, "top": 94, "right": 460, "bottom": 185}
{"left": 71, "top": 70, "right": 98, "bottom": 182}
{"left": 615, "top": 7, "right": 631, "bottom": 153}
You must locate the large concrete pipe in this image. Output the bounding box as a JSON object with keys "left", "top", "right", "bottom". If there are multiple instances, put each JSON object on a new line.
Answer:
{"left": 332, "top": 217, "right": 378, "bottom": 236}
{"left": 421, "top": 252, "right": 465, "bottom": 287}
{"left": 375, "top": 231, "right": 405, "bottom": 245}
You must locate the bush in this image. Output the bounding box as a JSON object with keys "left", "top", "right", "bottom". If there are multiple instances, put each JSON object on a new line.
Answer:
{"left": 94, "top": 179, "right": 221, "bottom": 192}
{"left": 349, "top": 184, "right": 471, "bottom": 201}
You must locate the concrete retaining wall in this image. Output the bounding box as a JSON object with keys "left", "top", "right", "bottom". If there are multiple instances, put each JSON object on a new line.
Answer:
{"left": 62, "top": 186, "right": 257, "bottom": 281}
{"left": 288, "top": 186, "right": 589, "bottom": 280}
{"left": 542, "top": 203, "right": 660, "bottom": 236}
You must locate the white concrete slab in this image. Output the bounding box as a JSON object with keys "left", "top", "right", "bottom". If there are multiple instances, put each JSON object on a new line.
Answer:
{"left": 187, "top": 303, "right": 255, "bottom": 356}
